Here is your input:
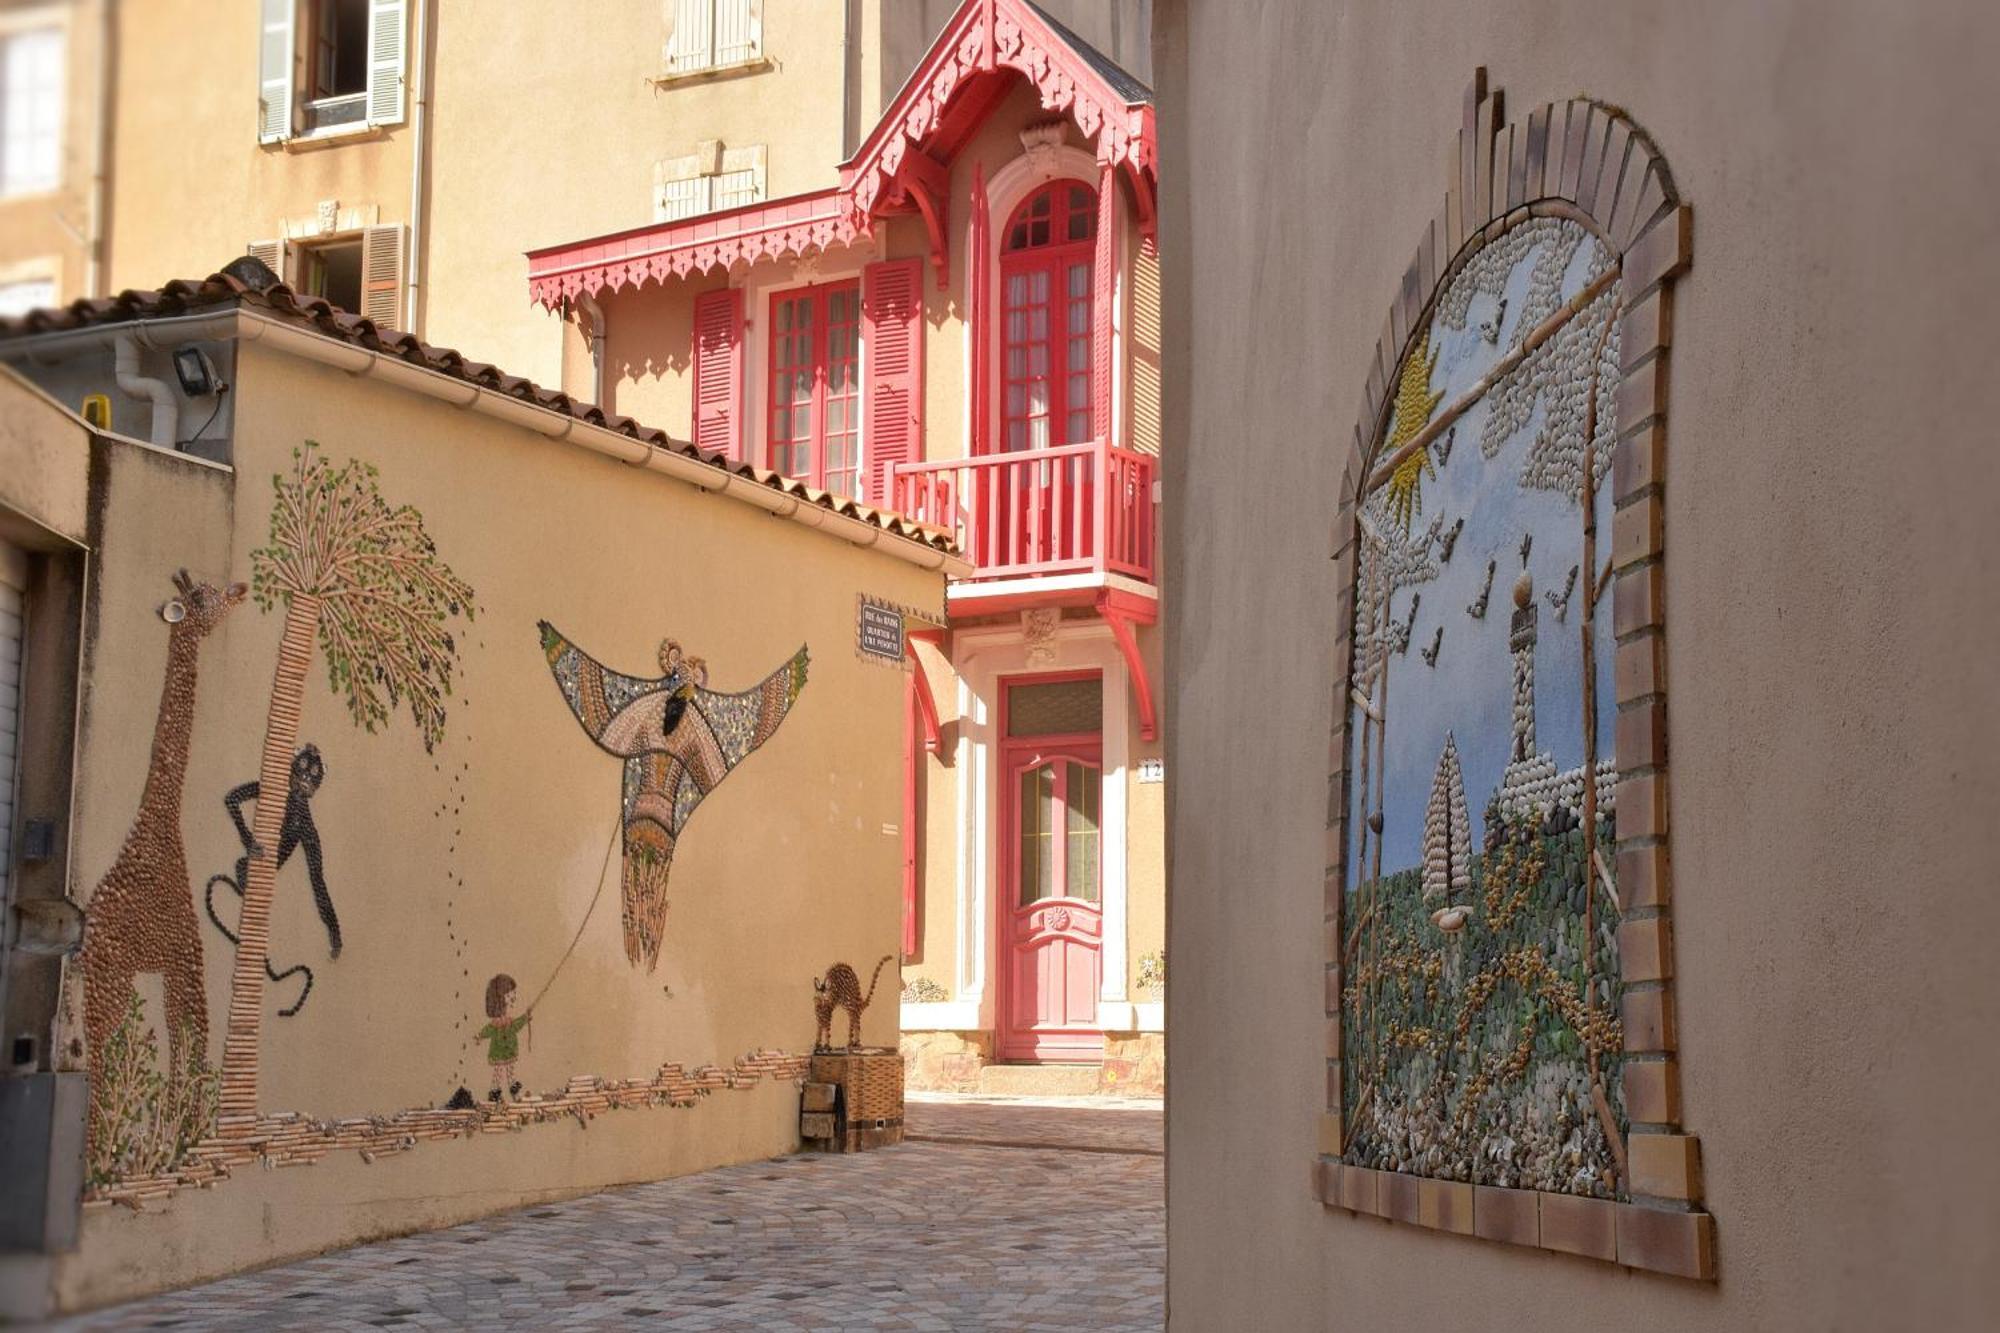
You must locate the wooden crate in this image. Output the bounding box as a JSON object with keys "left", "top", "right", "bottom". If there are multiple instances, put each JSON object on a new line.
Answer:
{"left": 800, "top": 1048, "right": 904, "bottom": 1153}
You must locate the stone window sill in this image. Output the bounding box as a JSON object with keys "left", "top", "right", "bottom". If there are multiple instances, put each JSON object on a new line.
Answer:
{"left": 1316, "top": 1160, "right": 1716, "bottom": 1280}
{"left": 649, "top": 55, "right": 774, "bottom": 90}
{"left": 274, "top": 124, "right": 387, "bottom": 154}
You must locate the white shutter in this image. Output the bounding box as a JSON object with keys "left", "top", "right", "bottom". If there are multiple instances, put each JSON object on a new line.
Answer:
{"left": 366, "top": 0, "right": 406, "bottom": 126}
{"left": 715, "top": 0, "right": 759, "bottom": 66}
{"left": 246, "top": 237, "right": 289, "bottom": 283}
{"left": 658, "top": 176, "right": 710, "bottom": 222}
{"left": 258, "top": 0, "right": 296, "bottom": 143}
{"left": 710, "top": 166, "right": 762, "bottom": 212}
{"left": 359, "top": 224, "right": 404, "bottom": 326}
{"left": 670, "top": 0, "right": 714, "bottom": 72}
{"left": 0, "top": 548, "right": 25, "bottom": 920}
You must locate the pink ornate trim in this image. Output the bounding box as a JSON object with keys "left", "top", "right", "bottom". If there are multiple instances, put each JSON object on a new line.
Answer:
{"left": 527, "top": 191, "right": 862, "bottom": 310}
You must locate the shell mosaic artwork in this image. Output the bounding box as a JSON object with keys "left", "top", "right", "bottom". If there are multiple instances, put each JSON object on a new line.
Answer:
{"left": 539, "top": 625, "right": 810, "bottom": 971}
{"left": 1341, "top": 216, "right": 1631, "bottom": 1200}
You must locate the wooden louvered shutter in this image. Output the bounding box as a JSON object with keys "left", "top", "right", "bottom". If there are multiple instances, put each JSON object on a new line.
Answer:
{"left": 670, "top": 0, "right": 714, "bottom": 72}
{"left": 366, "top": 0, "right": 407, "bottom": 127}
{"left": 359, "top": 224, "right": 404, "bottom": 327}
{"left": 258, "top": 0, "right": 296, "bottom": 143}
{"left": 691, "top": 287, "right": 745, "bottom": 459}
{"left": 246, "top": 238, "right": 288, "bottom": 284}
{"left": 862, "top": 258, "right": 924, "bottom": 510}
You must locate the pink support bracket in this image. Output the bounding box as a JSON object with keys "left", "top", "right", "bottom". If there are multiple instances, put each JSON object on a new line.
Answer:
{"left": 906, "top": 634, "right": 943, "bottom": 755}
{"left": 1098, "top": 590, "right": 1158, "bottom": 742}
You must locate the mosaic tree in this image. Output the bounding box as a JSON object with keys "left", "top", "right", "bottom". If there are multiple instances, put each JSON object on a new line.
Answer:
{"left": 216, "top": 443, "right": 474, "bottom": 1118}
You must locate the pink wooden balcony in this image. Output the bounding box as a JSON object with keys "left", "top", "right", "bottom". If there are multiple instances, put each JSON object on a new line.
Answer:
{"left": 891, "top": 440, "right": 1157, "bottom": 584}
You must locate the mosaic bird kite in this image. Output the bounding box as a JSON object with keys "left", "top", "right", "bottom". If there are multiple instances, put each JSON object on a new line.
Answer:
{"left": 538, "top": 622, "right": 809, "bottom": 970}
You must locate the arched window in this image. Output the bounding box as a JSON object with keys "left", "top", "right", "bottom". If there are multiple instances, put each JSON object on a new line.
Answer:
{"left": 1001, "top": 181, "right": 1097, "bottom": 452}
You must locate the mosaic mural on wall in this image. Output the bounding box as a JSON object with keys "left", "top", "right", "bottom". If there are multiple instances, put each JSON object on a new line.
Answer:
{"left": 1341, "top": 216, "right": 1630, "bottom": 1199}
{"left": 812, "top": 955, "right": 894, "bottom": 1052}
{"left": 202, "top": 744, "right": 336, "bottom": 1018}
{"left": 76, "top": 444, "right": 821, "bottom": 1210}
{"left": 79, "top": 571, "right": 243, "bottom": 1186}
{"left": 540, "top": 624, "right": 810, "bottom": 971}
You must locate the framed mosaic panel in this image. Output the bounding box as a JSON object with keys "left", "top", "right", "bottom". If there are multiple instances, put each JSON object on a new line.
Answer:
{"left": 1315, "top": 71, "right": 1711, "bottom": 1279}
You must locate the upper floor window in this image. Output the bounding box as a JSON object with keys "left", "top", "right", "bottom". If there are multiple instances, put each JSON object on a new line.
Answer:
{"left": 665, "top": 0, "right": 762, "bottom": 76}
{"left": 0, "top": 275, "right": 55, "bottom": 317}
{"left": 768, "top": 281, "right": 862, "bottom": 498}
{"left": 305, "top": 0, "right": 369, "bottom": 130}
{"left": 1002, "top": 181, "right": 1097, "bottom": 453}
{"left": 246, "top": 223, "right": 405, "bottom": 327}
{"left": 260, "top": 0, "right": 405, "bottom": 143}
{"left": 655, "top": 142, "right": 766, "bottom": 222}
{"left": 0, "top": 26, "right": 64, "bottom": 198}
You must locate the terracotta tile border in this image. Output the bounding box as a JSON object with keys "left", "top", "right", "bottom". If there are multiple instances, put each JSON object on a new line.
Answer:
{"left": 1320, "top": 69, "right": 1713, "bottom": 1281}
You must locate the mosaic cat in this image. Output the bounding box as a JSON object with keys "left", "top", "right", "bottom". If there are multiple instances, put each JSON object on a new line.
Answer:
{"left": 813, "top": 955, "right": 894, "bottom": 1052}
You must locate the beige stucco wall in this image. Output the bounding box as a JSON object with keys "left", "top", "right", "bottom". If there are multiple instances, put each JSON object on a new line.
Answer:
{"left": 101, "top": 1, "right": 415, "bottom": 293}
{"left": 0, "top": 0, "right": 101, "bottom": 303}
{"left": 425, "top": 0, "right": 854, "bottom": 387}
{"left": 0, "top": 368, "right": 90, "bottom": 545}
{"left": 49, "top": 336, "right": 941, "bottom": 1307}
{"left": 1160, "top": 0, "right": 2000, "bottom": 1328}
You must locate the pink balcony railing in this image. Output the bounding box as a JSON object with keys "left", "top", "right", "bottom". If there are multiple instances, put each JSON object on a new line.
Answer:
{"left": 892, "top": 440, "right": 1157, "bottom": 584}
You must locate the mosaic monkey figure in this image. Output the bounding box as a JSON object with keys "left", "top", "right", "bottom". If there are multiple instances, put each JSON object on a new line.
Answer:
{"left": 80, "top": 571, "right": 246, "bottom": 1079}
{"left": 203, "top": 744, "right": 334, "bottom": 1017}
{"left": 813, "top": 955, "right": 894, "bottom": 1052}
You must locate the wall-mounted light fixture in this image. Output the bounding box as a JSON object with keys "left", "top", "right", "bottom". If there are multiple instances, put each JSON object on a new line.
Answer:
{"left": 171, "top": 345, "right": 221, "bottom": 397}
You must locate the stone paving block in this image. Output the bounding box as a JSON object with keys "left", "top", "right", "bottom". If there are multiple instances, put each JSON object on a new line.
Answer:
{"left": 55, "top": 1097, "right": 1165, "bottom": 1332}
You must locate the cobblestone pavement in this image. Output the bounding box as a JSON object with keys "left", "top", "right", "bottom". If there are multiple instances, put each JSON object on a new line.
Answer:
{"left": 57, "top": 1100, "right": 1163, "bottom": 1332}
{"left": 907, "top": 1094, "right": 1163, "bottom": 1155}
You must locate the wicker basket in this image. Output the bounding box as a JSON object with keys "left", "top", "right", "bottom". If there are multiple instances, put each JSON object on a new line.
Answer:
{"left": 801, "top": 1048, "right": 904, "bottom": 1152}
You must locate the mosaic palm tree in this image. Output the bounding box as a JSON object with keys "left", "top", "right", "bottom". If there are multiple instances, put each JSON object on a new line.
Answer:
{"left": 216, "top": 443, "right": 474, "bottom": 1119}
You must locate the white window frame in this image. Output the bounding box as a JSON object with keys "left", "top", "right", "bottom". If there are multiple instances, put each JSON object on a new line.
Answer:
{"left": 663, "top": 0, "right": 762, "bottom": 77}
{"left": 0, "top": 15, "right": 66, "bottom": 201}
{"left": 261, "top": 0, "right": 405, "bottom": 146}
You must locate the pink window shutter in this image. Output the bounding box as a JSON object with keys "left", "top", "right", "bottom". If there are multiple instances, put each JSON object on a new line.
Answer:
{"left": 691, "top": 287, "right": 745, "bottom": 460}
{"left": 863, "top": 258, "right": 925, "bottom": 510}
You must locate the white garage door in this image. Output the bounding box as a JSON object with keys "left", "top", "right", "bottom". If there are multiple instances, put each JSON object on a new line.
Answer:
{"left": 0, "top": 543, "right": 24, "bottom": 912}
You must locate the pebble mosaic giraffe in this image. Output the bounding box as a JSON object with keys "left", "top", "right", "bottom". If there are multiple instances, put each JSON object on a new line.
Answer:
{"left": 81, "top": 570, "right": 246, "bottom": 1075}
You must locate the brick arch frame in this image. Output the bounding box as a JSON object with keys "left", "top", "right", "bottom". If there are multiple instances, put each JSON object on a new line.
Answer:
{"left": 1314, "top": 69, "right": 1710, "bottom": 1280}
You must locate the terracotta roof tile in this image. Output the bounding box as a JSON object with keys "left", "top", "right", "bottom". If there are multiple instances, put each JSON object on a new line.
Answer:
{"left": 0, "top": 262, "right": 957, "bottom": 556}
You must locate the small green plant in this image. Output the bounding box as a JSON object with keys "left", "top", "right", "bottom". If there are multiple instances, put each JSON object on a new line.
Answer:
{"left": 1137, "top": 951, "right": 1166, "bottom": 997}
{"left": 87, "top": 990, "right": 218, "bottom": 1189}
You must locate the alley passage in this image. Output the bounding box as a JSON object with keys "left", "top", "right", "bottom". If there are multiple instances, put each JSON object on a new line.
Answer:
{"left": 57, "top": 1097, "right": 1164, "bottom": 1332}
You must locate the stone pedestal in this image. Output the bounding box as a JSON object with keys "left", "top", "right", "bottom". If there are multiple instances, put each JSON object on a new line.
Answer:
{"left": 800, "top": 1048, "right": 904, "bottom": 1152}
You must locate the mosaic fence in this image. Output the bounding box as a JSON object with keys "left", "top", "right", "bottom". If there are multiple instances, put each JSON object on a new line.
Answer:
{"left": 1319, "top": 73, "right": 1710, "bottom": 1280}
{"left": 87, "top": 1050, "right": 811, "bottom": 1211}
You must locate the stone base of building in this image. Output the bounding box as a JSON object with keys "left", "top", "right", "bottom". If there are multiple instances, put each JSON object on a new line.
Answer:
{"left": 1099, "top": 1032, "right": 1165, "bottom": 1096}
{"left": 901, "top": 1030, "right": 993, "bottom": 1092}
{"left": 900, "top": 1029, "right": 1165, "bottom": 1098}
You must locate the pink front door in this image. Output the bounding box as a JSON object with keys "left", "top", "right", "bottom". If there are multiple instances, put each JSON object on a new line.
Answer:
{"left": 997, "top": 674, "right": 1104, "bottom": 1063}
